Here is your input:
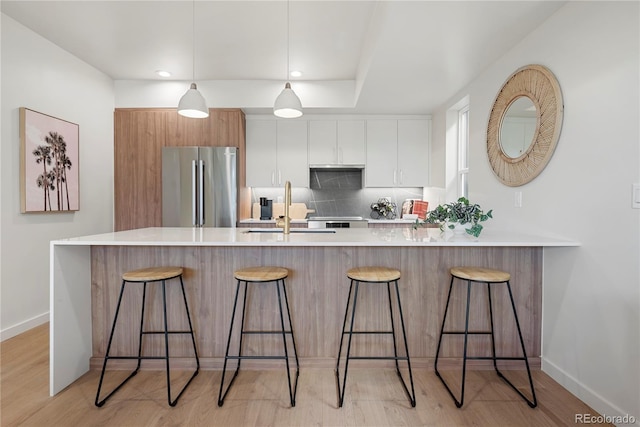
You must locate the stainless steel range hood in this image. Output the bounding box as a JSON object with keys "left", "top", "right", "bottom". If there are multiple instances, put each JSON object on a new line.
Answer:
{"left": 309, "top": 166, "right": 364, "bottom": 190}
{"left": 309, "top": 164, "right": 364, "bottom": 171}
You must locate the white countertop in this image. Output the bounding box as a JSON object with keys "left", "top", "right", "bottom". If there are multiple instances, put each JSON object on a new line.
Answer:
{"left": 239, "top": 218, "right": 309, "bottom": 224}
{"left": 239, "top": 218, "right": 416, "bottom": 224}
{"left": 51, "top": 227, "right": 580, "bottom": 247}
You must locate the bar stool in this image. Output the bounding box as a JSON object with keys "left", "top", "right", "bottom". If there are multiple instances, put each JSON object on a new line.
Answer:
{"left": 95, "top": 266, "right": 200, "bottom": 407}
{"left": 434, "top": 266, "right": 537, "bottom": 408}
{"left": 336, "top": 266, "right": 416, "bottom": 407}
{"left": 217, "top": 266, "right": 299, "bottom": 407}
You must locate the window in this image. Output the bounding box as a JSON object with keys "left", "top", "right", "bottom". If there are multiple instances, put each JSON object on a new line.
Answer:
{"left": 457, "top": 105, "right": 469, "bottom": 199}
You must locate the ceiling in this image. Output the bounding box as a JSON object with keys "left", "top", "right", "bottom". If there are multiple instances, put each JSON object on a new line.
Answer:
{"left": 1, "top": 1, "right": 566, "bottom": 114}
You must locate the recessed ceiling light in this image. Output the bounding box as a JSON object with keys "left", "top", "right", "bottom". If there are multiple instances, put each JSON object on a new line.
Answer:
{"left": 156, "top": 70, "right": 172, "bottom": 78}
{"left": 290, "top": 70, "right": 302, "bottom": 78}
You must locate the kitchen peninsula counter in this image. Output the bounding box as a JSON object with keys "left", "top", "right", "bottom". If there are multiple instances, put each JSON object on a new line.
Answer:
{"left": 50, "top": 227, "right": 578, "bottom": 395}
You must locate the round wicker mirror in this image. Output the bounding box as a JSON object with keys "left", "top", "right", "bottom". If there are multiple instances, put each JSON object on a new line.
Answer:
{"left": 487, "top": 64, "right": 563, "bottom": 186}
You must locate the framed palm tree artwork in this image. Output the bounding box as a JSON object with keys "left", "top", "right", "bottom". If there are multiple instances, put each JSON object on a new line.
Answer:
{"left": 20, "top": 108, "right": 79, "bottom": 213}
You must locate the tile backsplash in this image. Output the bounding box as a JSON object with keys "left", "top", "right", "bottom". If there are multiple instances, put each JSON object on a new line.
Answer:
{"left": 251, "top": 170, "right": 423, "bottom": 219}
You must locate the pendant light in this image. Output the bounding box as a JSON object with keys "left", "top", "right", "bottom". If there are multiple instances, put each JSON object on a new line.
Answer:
{"left": 178, "top": 0, "right": 209, "bottom": 118}
{"left": 273, "top": 0, "right": 303, "bottom": 118}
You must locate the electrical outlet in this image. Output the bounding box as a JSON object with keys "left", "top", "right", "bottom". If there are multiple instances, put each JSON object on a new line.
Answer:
{"left": 514, "top": 191, "right": 522, "bottom": 208}
{"left": 633, "top": 184, "right": 640, "bottom": 209}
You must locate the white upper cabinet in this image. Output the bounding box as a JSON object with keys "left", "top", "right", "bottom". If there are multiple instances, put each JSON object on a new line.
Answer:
{"left": 246, "top": 119, "right": 278, "bottom": 187}
{"left": 338, "top": 120, "right": 366, "bottom": 165}
{"left": 365, "top": 118, "right": 430, "bottom": 187}
{"left": 246, "top": 115, "right": 428, "bottom": 189}
{"left": 276, "top": 120, "right": 309, "bottom": 187}
{"left": 366, "top": 120, "right": 398, "bottom": 187}
{"left": 246, "top": 118, "right": 308, "bottom": 188}
{"left": 309, "top": 120, "right": 365, "bottom": 166}
{"left": 397, "top": 119, "right": 430, "bottom": 187}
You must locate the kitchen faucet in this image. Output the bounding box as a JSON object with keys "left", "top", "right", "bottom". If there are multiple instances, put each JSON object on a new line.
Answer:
{"left": 276, "top": 180, "right": 291, "bottom": 234}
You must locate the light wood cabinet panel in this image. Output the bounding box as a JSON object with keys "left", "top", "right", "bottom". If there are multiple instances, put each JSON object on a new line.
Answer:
{"left": 91, "top": 245, "right": 542, "bottom": 369}
{"left": 114, "top": 109, "right": 247, "bottom": 231}
{"left": 114, "top": 109, "right": 169, "bottom": 231}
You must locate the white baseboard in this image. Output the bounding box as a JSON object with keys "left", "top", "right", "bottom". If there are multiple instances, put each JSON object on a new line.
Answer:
{"left": 543, "top": 358, "right": 639, "bottom": 426}
{"left": 0, "top": 312, "right": 49, "bottom": 342}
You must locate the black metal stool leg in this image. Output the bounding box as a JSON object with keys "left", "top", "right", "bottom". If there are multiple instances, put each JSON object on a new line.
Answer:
{"left": 95, "top": 280, "right": 140, "bottom": 407}
{"left": 392, "top": 279, "right": 417, "bottom": 407}
{"left": 138, "top": 282, "right": 148, "bottom": 369}
{"left": 335, "top": 280, "right": 355, "bottom": 372}
{"left": 493, "top": 281, "right": 538, "bottom": 408}
{"left": 276, "top": 278, "right": 297, "bottom": 406}
{"left": 179, "top": 275, "right": 200, "bottom": 370}
{"left": 434, "top": 275, "right": 457, "bottom": 404}
{"left": 218, "top": 279, "right": 244, "bottom": 406}
{"left": 435, "top": 277, "right": 472, "bottom": 408}
{"left": 279, "top": 278, "right": 300, "bottom": 405}
{"left": 487, "top": 282, "right": 499, "bottom": 372}
{"left": 386, "top": 281, "right": 401, "bottom": 372}
{"left": 336, "top": 280, "right": 360, "bottom": 408}
{"left": 458, "top": 280, "right": 473, "bottom": 408}
{"left": 161, "top": 279, "right": 174, "bottom": 406}
{"left": 159, "top": 277, "right": 200, "bottom": 407}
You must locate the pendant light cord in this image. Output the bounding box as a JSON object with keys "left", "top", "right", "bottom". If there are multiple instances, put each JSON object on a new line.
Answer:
{"left": 192, "top": 0, "right": 196, "bottom": 82}
{"left": 286, "top": 0, "right": 290, "bottom": 80}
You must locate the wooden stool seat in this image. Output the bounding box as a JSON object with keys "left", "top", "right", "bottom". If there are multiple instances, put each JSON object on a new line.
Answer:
{"left": 346, "top": 266, "right": 401, "bottom": 282}
{"left": 122, "top": 266, "right": 183, "bottom": 282}
{"left": 234, "top": 266, "right": 288, "bottom": 282}
{"left": 450, "top": 267, "right": 510, "bottom": 283}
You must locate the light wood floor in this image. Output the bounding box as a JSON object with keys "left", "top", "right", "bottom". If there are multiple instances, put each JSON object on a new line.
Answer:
{"left": 1, "top": 323, "right": 611, "bottom": 426}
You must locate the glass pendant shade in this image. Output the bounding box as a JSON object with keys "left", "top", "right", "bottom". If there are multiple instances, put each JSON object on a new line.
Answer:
{"left": 178, "top": 83, "right": 209, "bottom": 118}
{"left": 273, "top": 82, "right": 303, "bottom": 118}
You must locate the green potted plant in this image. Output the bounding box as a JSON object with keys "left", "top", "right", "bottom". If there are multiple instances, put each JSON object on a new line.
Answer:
{"left": 416, "top": 197, "right": 493, "bottom": 237}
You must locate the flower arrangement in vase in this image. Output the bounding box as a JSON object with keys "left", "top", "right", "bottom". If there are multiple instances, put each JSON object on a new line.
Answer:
{"left": 415, "top": 197, "right": 493, "bottom": 237}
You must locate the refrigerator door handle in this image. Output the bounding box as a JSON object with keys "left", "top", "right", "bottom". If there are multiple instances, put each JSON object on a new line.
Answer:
{"left": 192, "top": 160, "right": 197, "bottom": 226}
{"left": 198, "top": 160, "right": 205, "bottom": 226}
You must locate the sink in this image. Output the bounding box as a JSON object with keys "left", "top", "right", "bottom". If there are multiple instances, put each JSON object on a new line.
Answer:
{"left": 243, "top": 228, "right": 336, "bottom": 234}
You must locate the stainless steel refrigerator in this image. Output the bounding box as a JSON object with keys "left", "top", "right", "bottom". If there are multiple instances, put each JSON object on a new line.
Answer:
{"left": 162, "top": 147, "right": 238, "bottom": 227}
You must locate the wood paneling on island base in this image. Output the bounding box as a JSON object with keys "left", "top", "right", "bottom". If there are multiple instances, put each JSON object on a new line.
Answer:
{"left": 114, "top": 108, "right": 250, "bottom": 231}
{"left": 90, "top": 245, "right": 541, "bottom": 371}
{"left": 1, "top": 324, "right": 612, "bottom": 427}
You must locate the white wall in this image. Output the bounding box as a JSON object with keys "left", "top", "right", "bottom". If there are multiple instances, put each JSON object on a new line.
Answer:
{"left": 0, "top": 15, "right": 115, "bottom": 339}
{"left": 434, "top": 2, "right": 639, "bottom": 422}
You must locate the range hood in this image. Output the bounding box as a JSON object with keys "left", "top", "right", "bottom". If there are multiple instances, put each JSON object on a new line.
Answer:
{"left": 310, "top": 166, "right": 363, "bottom": 190}
{"left": 309, "top": 164, "right": 364, "bottom": 170}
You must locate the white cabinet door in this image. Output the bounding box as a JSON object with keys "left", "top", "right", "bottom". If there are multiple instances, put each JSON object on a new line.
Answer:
{"left": 309, "top": 120, "right": 337, "bottom": 165}
{"left": 309, "top": 119, "right": 365, "bottom": 166}
{"left": 276, "top": 120, "right": 308, "bottom": 187}
{"left": 246, "top": 120, "right": 277, "bottom": 187}
{"left": 366, "top": 120, "right": 398, "bottom": 187}
{"left": 366, "top": 118, "right": 430, "bottom": 187}
{"left": 397, "top": 119, "right": 429, "bottom": 186}
{"left": 337, "top": 120, "right": 365, "bottom": 165}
